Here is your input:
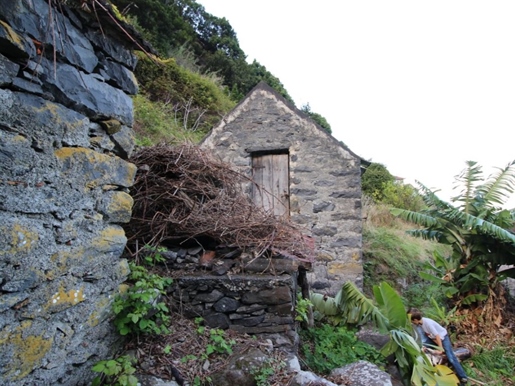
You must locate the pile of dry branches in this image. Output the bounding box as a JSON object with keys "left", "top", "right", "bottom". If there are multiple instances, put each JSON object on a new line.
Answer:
{"left": 125, "top": 144, "right": 314, "bottom": 262}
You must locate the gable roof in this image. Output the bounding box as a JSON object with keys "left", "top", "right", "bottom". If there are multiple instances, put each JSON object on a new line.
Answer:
{"left": 201, "top": 81, "right": 369, "bottom": 167}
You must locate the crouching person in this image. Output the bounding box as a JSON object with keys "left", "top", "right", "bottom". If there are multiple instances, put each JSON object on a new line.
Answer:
{"left": 408, "top": 308, "right": 468, "bottom": 385}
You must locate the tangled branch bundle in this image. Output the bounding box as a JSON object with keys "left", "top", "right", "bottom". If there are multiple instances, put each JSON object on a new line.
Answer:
{"left": 125, "top": 144, "right": 314, "bottom": 262}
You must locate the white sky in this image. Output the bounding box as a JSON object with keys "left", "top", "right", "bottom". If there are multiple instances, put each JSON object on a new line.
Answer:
{"left": 198, "top": 0, "right": 515, "bottom": 208}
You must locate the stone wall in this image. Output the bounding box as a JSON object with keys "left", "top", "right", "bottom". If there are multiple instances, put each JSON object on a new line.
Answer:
{"left": 159, "top": 243, "right": 308, "bottom": 347}
{"left": 171, "top": 274, "right": 298, "bottom": 348}
{"left": 0, "top": 1, "right": 140, "bottom": 384}
{"left": 201, "top": 83, "right": 363, "bottom": 295}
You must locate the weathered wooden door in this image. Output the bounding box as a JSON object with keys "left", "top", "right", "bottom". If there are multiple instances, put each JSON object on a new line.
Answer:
{"left": 252, "top": 152, "right": 290, "bottom": 217}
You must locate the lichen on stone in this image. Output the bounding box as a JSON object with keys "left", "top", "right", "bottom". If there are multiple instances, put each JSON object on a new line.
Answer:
{"left": 0, "top": 321, "right": 53, "bottom": 381}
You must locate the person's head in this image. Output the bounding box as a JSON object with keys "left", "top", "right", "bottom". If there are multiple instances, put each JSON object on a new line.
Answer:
{"left": 407, "top": 307, "right": 423, "bottom": 325}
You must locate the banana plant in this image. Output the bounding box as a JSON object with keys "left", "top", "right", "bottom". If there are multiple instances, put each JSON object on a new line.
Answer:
{"left": 311, "top": 282, "right": 459, "bottom": 386}
{"left": 391, "top": 160, "right": 515, "bottom": 310}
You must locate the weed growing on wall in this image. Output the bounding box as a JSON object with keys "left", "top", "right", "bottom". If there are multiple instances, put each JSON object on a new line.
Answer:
{"left": 113, "top": 263, "right": 172, "bottom": 336}
{"left": 141, "top": 244, "right": 167, "bottom": 266}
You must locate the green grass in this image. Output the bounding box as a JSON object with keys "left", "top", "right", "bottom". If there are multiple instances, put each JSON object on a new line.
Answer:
{"left": 132, "top": 94, "right": 206, "bottom": 146}
{"left": 463, "top": 345, "right": 515, "bottom": 385}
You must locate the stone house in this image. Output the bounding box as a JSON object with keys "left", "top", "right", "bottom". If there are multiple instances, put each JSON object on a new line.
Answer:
{"left": 201, "top": 82, "right": 364, "bottom": 295}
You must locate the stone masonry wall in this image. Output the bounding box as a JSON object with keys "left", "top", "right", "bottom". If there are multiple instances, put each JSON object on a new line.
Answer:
{"left": 201, "top": 84, "right": 363, "bottom": 295}
{"left": 0, "top": 1, "right": 139, "bottom": 384}
{"left": 171, "top": 274, "right": 298, "bottom": 348}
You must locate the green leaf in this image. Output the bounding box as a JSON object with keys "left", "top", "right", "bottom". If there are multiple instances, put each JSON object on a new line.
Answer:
{"left": 139, "top": 319, "right": 149, "bottom": 330}
{"left": 374, "top": 282, "right": 408, "bottom": 329}
{"left": 310, "top": 293, "right": 339, "bottom": 316}
{"left": 461, "top": 293, "right": 488, "bottom": 305}
{"left": 127, "top": 374, "right": 139, "bottom": 386}
{"left": 91, "top": 362, "right": 107, "bottom": 373}
{"left": 419, "top": 271, "right": 448, "bottom": 284}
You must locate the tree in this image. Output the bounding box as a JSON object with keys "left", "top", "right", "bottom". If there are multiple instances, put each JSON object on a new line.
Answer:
{"left": 110, "top": 0, "right": 295, "bottom": 103}
{"left": 391, "top": 160, "right": 515, "bottom": 329}
{"left": 362, "top": 163, "right": 395, "bottom": 200}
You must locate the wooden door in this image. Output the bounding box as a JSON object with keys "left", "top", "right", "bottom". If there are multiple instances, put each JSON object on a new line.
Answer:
{"left": 252, "top": 153, "right": 290, "bottom": 217}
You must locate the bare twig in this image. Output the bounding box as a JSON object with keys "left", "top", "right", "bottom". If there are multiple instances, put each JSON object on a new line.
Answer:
{"left": 124, "top": 144, "right": 315, "bottom": 262}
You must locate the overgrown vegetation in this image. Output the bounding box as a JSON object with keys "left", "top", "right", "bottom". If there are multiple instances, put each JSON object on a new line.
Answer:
{"left": 300, "top": 324, "right": 385, "bottom": 374}
{"left": 87, "top": 3, "right": 515, "bottom": 383}
{"left": 463, "top": 345, "right": 515, "bottom": 385}
{"left": 392, "top": 160, "right": 515, "bottom": 334}
{"left": 132, "top": 94, "right": 206, "bottom": 146}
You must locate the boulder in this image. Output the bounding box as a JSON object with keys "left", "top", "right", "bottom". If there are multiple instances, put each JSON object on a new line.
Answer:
{"left": 210, "top": 347, "right": 269, "bottom": 386}
{"left": 330, "top": 360, "right": 392, "bottom": 386}
{"left": 288, "top": 356, "right": 338, "bottom": 386}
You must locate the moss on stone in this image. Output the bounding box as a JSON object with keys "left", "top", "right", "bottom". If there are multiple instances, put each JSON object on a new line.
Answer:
{"left": 91, "top": 226, "right": 127, "bottom": 252}
{"left": 327, "top": 261, "right": 363, "bottom": 279}
{"left": 317, "top": 252, "right": 335, "bottom": 262}
{"left": 87, "top": 296, "right": 112, "bottom": 327}
{"left": 100, "top": 118, "right": 122, "bottom": 134}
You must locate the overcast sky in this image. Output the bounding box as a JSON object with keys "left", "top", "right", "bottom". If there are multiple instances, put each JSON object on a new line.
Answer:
{"left": 198, "top": 0, "right": 515, "bottom": 208}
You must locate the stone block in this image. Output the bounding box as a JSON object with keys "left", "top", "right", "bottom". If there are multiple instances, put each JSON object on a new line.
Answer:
{"left": 0, "top": 320, "right": 53, "bottom": 382}
{"left": 100, "top": 119, "right": 122, "bottom": 134}
{"left": 0, "top": 19, "right": 36, "bottom": 58}
{"left": 54, "top": 147, "right": 137, "bottom": 190}
{"left": 241, "top": 286, "right": 292, "bottom": 305}
{"left": 111, "top": 125, "right": 136, "bottom": 159}
{"left": 40, "top": 58, "right": 133, "bottom": 125}
{"left": 327, "top": 261, "right": 363, "bottom": 280}
{"left": 0, "top": 90, "right": 91, "bottom": 148}
{"left": 0, "top": 52, "right": 19, "bottom": 86}
{"left": 98, "top": 191, "right": 134, "bottom": 223}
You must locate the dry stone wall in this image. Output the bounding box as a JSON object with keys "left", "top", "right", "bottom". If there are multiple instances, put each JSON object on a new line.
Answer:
{"left": 160, "top": 244, "right": 307, "bottom": 348}
{"left": 171, "top": 274, "right": 298, "bottom": 347}
{"left": 0, "top": 1, "right": 139, "bottom": 384}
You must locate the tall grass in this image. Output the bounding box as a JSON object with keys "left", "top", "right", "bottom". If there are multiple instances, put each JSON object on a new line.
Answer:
{"left": 132, "top": 94, "right": 206, "bottom": 146}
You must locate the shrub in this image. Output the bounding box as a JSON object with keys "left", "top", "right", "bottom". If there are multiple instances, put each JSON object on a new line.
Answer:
{"left": 361, "top": 163, "right": 394, "bottom": 201}
{"left": 134, "top": 53, "right": 235, "bottom": 133}
{"left": 380, "top": 181, "right": 425, "bottom": 211}
{"left": 132, "top": 94, "right": 204, "bottom": 146}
